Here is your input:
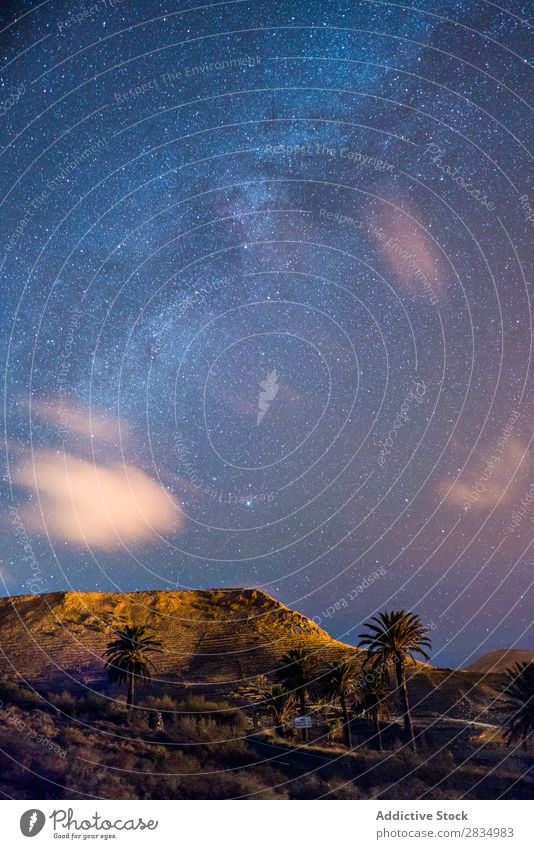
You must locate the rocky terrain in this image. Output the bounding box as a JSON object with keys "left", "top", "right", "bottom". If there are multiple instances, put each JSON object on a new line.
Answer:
{"left": 0, "top": 588, "right": 356, "bottom": 689}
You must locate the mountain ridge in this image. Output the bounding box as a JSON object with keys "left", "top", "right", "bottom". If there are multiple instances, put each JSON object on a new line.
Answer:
{"left": 0, "top": 588, "right": 358, "bottom": 687}
{"left": 464, "top": 647, "right": 534, "bottom": 674}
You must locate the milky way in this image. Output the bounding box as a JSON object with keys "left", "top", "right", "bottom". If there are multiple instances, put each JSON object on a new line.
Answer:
{"left": 1, "top": 0, "right": 533, "bottom": 666}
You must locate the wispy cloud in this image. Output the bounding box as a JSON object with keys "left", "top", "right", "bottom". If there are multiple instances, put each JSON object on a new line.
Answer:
{"left": 370, "top": 202, "right": 445, "bottom": 305}
{"left": 31, "top": 397, "right": 133, "bottom": 447}
{"left": 437, "top": 436, "right": 530, "bottom": 513}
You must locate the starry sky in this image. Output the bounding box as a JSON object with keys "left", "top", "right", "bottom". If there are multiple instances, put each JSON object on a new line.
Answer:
{"left": 1, "top": 0, "right": 533, "bottom": 668}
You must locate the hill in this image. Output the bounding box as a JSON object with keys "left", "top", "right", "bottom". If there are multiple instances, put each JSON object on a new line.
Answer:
{"left": 0, "top": 588, "right": 513, "bottom": 722}
{"left": 0, "top": 589, "right": 531, "bottom": 801}
{"left": 0, "top": 588, "right": 356, "bottom": 688}
{"left": 465, "top": 648, "right": 534, "bottom": 673}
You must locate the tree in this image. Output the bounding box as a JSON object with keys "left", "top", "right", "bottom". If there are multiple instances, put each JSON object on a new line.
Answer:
{"left": 104, "top": 625, "right": 163, "bottom": 711}
{"left": 263, "top": 685, "right": 295, "bottom": 736}
{"left": 358, "top": 610, "right": 431, "bottom": 750}
{"left": 353, "top": 670, "right": 393, "bottom": 751}
{"left": 321, "top": 659, "right": 359, "bottom": 748}
{"left": 500, "top": 661, "right": 534, "bottom": 748}
{"left": 276, "top": 648, "right": 317, "bottom": 741}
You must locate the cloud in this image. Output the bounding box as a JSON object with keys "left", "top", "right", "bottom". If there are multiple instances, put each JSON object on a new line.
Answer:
{"left": 370, "top": 203, "right": 446, "bottom": 305}
{"left": 13, "top": 452, "right": 183, "bottom": 549}
{"left": 437, "top": 436, "right": 530, "bottom": 513}
{"left": 31, "top": 397, "right": 133, "bottom": 447}
{"left": 10, "top": 400, "right": 185, "bottom": 549}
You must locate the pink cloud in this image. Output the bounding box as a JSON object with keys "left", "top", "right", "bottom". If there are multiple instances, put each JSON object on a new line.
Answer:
{"left": 10, "top": 400, "right": 185, "bottom": 549}
{"left": 369, "top": 203, "right": 446, "bottom": 305}
{"left": 437, "top": 437, "right": 530, "bottom": 513}
{"left": 31, "top": 397, "right": 133, "bottom": 446}
{"left": 13, "top": 451, "right": 184, "bottom": 549}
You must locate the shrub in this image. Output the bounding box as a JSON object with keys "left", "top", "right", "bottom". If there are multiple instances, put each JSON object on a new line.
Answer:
{"left": 49, "top": 690, "right": 78, "bottom": 716}
{"left": 0, "top": 679, "right": 43, "bottom": 711}
{"left": 58, "top": 727, "right": 86, "bottom": 747}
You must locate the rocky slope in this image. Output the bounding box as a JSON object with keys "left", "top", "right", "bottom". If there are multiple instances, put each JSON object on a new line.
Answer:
{"left": 0, "top": 588, "right": 356, "bottom": 688}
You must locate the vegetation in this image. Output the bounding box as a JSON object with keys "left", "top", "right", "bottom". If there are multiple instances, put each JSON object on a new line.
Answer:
{"left": 275, "top": 648, "right": 317, "bottom": 741}
{"left": 0, "top": 596, "right": 531, "bottom": 801}
{"left": 501, "top": 661, "right": 534, "bottom": 747}
{"left": 320, "top": 659, "right": 360, "bottom": 748}
{"left": 263, "top": 685, "right": 294, "bottom": 736}
{"left": 358, "top": 610, "right": 432, "bottom": 750}
{"left": 0, "top": 679, "right": 531, "bottom": 800}
{"left": 353, "top": 670, "right": 393, "bottom": 751}
{"left": 104, "top": 625, "right": 163, "bottom": 710}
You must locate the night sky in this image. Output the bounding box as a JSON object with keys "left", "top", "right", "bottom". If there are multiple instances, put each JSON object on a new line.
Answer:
{"left": 1, "top": 0, "right": 533, "bottom": 668}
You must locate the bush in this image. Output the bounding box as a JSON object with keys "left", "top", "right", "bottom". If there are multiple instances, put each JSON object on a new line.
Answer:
{"left": 58, "top": 726, "right": 86, "bottom": 747}
{"left": 78, "top": 692, "right": 124, "bottom": 722}
{"left": 139, "top": 695, "right": 178, "bottom": 714}
{"left": 0, "top": 679, "right": 43, "bottom": 711}
{"left": 48, "top": 690, "right": 78, "bottom": 716}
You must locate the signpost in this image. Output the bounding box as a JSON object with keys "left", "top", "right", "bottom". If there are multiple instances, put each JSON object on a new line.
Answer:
{"left": 293, "top": 715, "right": 312, "bottom": 729}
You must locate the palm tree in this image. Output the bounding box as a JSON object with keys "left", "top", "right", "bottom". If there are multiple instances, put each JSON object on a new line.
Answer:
{"left": 321, "top": 659, "right": 359, "bottom": 748}
{"left": 500, "top": 661, "right": 534, "bottom": 748}
{"left": 263, "top": 685, "right": 295, "bottom": 736}
{"left": 276, "top": 648, "right": 317, "bottom": 741}
{"left": 104, "top": 625, "right": 163, "bottom": 711}
{"left": 358, "top": 610, "right": 431, "bottom": 750}
{"left": 353, "top": 671, "right": 393, "bottom": 751}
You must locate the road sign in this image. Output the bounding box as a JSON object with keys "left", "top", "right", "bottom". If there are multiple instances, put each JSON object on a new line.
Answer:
{"left": 293, "top": 715, "right": 312, "bottom": 728}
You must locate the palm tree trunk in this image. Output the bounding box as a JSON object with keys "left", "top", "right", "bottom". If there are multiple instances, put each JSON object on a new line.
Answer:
{"left": 372, "top": 709, "right": 383, "bottom": 751}
{"left": 299, "top": 690, "right": 308, "bottom": 742}
{"left": 340, "top": 691, "right": 352, "bottom": 748}
{"left": 395, "top": 659, "right": 415, "bottom": 750}
{"left": 126, "top": 672, "right": 135, "bottom": 711}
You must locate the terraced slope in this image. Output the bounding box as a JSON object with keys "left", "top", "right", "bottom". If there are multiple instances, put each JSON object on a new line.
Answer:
{"left": 0, "top": 588, "right": 357, "bottom": 688}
